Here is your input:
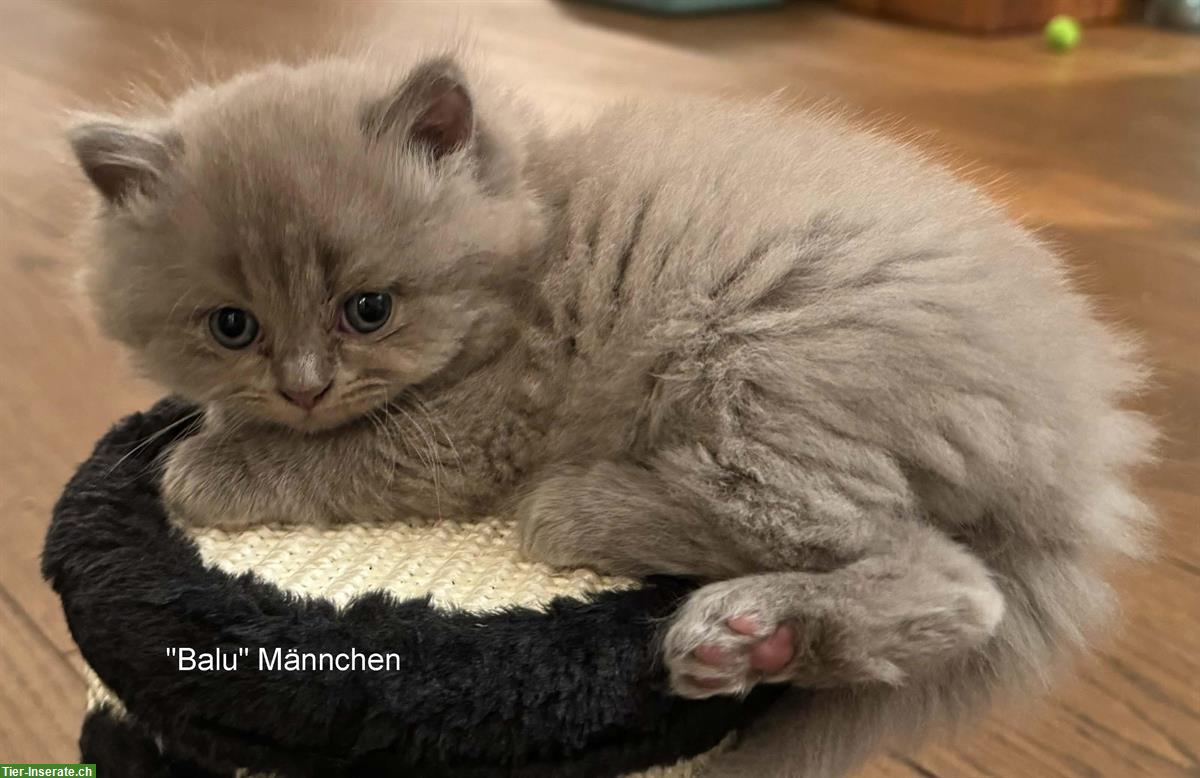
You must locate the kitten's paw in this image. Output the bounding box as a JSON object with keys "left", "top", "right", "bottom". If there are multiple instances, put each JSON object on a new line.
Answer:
{"left": 160, "top": 437, "right": 260, "bottom": 529}
{"left": 515, "top": 474, "right": 596, "bottom": 570}
{"left": 161, "top": 441, "right": 212, "bottom": 523}
{"left": 663, "top": 581, "right": 796, "bottom": 699}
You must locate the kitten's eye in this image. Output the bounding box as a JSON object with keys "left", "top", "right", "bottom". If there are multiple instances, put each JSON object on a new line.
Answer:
{"left": 208, "top": 307, "right": 259, "bottom": 349}
{"left": 342, "top": 292, "right": 393, "bottom": 333}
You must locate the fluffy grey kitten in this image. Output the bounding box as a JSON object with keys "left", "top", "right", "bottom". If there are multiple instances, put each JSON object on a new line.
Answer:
{"left": 70, "top": 53, "right": 1154, "bottom": 777}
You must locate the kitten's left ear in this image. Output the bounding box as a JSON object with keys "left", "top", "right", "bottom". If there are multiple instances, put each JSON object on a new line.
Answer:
{"left": 68, "top": 120, "right": 178, "bottom": 206}
{"left": 364, "top": 56, "right": 474, "bottom": 161}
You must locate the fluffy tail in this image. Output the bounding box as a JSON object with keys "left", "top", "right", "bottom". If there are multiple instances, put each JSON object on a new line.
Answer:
{"left": 701, "top": 538, "right": 1148, "bottom": 777}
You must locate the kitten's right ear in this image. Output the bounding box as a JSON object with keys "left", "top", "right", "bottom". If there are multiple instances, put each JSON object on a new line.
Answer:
{"left": 68, "top": 120, "right": 178, "bottom": 206}
{"left": 362, "top": 56, "right": 474, "bottom": 162}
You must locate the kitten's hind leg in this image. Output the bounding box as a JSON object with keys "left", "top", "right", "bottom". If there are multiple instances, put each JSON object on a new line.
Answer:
{"left": 663, "top": 529, "right": 1005, "bottom": 699}
{"left": 516, "top": 460, "right": 763, "bottom": 579}
{"left": 518, "top": 456, "right": 1004, "bottom": 699}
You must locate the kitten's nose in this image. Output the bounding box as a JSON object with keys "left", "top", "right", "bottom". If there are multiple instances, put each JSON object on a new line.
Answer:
{"left": 279, "top": 381, "right": 332, "bottom": 411}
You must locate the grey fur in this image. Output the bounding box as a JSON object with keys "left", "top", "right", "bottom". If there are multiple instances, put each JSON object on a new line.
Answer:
{"left": 70, "top": 54, "right": 1155, "bottom": 777}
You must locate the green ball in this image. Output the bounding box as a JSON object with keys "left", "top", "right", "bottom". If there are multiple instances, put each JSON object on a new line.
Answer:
{"left": 1044, "top": 15, "right": 1082, "bottom": 52}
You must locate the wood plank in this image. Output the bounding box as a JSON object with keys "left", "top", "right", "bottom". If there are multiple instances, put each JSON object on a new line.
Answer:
{"left": 0, "top": 0, "right": 1195, "bottom": 771}
{"left": 0, "top": 589, "right": 86, "bottom": 761}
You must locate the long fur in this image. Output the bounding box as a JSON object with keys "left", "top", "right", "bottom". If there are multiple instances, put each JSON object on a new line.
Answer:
{"left": 69, "top": 53, "right": 1155, "bottom": 777}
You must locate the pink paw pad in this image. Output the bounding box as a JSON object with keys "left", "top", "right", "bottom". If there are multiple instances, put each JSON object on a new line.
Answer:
{"left": 735, "top": 617, "right": 796, "bottom": 674}
{"left": 679, "top": 615, "right": 795, "bottom": 694}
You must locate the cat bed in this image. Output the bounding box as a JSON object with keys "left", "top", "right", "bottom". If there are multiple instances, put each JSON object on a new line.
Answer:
{"left": 43, "top": 399, "right": 783, "bottom": 777}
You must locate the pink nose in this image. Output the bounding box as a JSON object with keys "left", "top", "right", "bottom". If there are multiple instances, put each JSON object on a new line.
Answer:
{"left": 279, "top": 382, "right": 332, "bottom": 411}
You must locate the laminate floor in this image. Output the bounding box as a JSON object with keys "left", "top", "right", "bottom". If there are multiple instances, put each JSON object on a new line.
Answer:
{"left": 0, "top": 2, "right": 1196, "bottom": 774}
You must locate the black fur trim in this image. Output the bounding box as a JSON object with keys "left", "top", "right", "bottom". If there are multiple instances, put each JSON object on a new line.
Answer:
{"left": 45, "top": 400, "right": 784, "bottom": 776}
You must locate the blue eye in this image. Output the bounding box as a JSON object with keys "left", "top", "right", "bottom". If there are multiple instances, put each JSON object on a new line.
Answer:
{"left": 209, "top": 307, "right": 259, "bottom": 349}
{"left": 342, "top": 292, "right": 392, "bottom": 333}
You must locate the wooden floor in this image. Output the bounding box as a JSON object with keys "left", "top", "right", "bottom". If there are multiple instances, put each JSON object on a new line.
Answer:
{"left": 0, "top": 1, "right": 1196, "bottom": 774}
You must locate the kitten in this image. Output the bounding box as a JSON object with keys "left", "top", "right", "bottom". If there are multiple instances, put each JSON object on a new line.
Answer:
{"left": 70, "top": 53, "right": 1154, "bottom": 777}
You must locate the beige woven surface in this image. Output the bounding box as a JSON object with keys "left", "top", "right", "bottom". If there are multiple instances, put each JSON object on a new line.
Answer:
{"left": 84, "top": 515, "right": 725, "bottom": 776}
{"left": 187, "top": 515, "right": 633, "bottom": 611}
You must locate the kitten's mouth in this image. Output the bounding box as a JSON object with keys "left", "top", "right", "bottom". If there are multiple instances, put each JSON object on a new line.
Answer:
{"left": 222, "top": 384, "right": 392, "bottom": 434}
{"left": 272, "top": 393, "right": 390, "bottom": 434}
{"left": 283, "top": 405, "right": 362, "bottom": 433}
{"left": 277, "top": 384, "right": 333, "bottom": 412}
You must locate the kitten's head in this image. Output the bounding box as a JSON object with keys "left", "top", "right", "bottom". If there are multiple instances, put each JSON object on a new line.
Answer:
{"left": 70, "top": 55, "right": 544, "bottom": 431}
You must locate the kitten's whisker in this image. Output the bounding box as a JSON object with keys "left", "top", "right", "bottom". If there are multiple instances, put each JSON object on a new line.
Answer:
{"left": 106, "top": 409, "right": 203, "bottom": 477}
{"left": 406, "top": 389, "right": 465, "bottom": 475}
{"left": 394, "top": 400, "right": 443, "bottom": 519}
{"left": 209, "top": 403, "right": 260, "bottom": 449}
{"left": 376, "top": 394, "right": 417, "bottom": 488}
{"left": 364, "top": 410, "right": 389, "bottom": 484}
{"left": 340, "top": 378, "right": 386, "bottom": 400}
{"left": 367, "top": 392, "right": 400, "bottom": 487}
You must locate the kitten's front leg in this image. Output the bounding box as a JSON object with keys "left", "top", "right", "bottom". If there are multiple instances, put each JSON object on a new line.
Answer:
{"left": 161, "top": 426, "right": 324, "bottom": 529}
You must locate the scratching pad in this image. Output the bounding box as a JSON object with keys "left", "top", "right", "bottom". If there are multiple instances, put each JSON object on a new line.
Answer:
{"left": 44, "top": 400, "right": 782, "bottom": 777}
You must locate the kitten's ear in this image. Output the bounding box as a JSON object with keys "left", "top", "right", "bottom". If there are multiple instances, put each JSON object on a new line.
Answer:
{"left": 68, "top": 120, "right": 177, "bottom": 206}
{"left": 363, "top": 57, "right": 474, "bottom": 161}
